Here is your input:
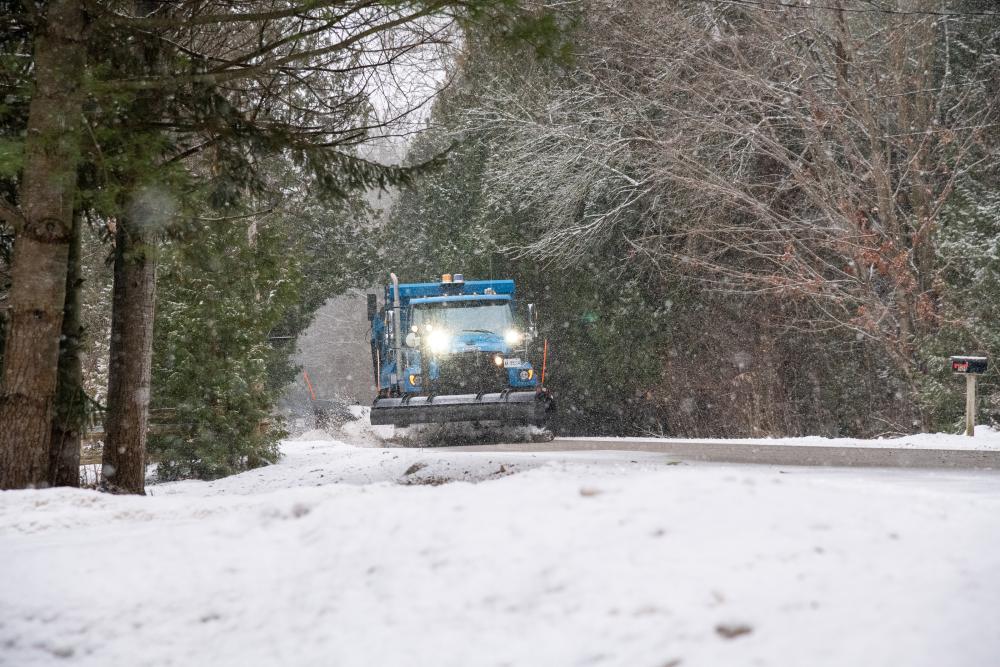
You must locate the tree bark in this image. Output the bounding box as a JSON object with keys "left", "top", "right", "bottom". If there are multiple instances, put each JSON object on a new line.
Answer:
{"left": 101, "top": 220, "right": 157, "bottom": 494}
{"left": 49, "top": 215, "right": 84, "bottom": 487}
{"left": 100, "top": 0, "right": 172, "bottom": 494}
{"left": 0, "top": 0, "right": 88, "bottom": 490}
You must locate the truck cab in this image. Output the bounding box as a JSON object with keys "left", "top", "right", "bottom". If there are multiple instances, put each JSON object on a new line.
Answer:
{"left": 371, "top": 274, "right": 537, "bottom": 396}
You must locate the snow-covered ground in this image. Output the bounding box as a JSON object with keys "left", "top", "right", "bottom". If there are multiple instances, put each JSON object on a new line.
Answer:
{"left": 2, "top": 433, "right": 999, "bottom": 667}
{"left": 571, "top": 424, "right": 1000, "bottom": 450}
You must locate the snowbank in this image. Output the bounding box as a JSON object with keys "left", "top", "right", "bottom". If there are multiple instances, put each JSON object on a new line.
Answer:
{"left": 573, "top": 424, "right": 1000, "bottom": 451}
{"left": 1, "top": 437, "right": 998, "bottom": 666}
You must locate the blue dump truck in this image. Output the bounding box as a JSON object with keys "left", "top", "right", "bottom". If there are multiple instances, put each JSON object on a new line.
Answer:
{"left": 368, "top": 272, "right": 554, "bottom": 427}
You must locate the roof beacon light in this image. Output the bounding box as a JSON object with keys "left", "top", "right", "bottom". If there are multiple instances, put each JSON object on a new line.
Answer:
{"left": 453, "top": 273, "right": 465, "bottom": 283}
{"left": 441, "top": 273, "right": 452, "bottom": 283}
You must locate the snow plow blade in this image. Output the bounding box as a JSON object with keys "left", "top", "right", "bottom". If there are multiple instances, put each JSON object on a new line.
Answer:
{"left": 370, "top": 391, "right": 552, "bottom": 427}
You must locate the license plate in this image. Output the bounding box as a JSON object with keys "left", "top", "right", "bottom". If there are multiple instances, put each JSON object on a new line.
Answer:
{"left": 503, "top": 358, "right": 522, "bottom": 368}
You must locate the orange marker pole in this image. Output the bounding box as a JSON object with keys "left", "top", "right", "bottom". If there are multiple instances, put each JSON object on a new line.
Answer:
{"left": 541, "top": 339, "right": 549, "bottom": 385}
{"left": 303, "top": 369, "right": 317, "bottom": 401}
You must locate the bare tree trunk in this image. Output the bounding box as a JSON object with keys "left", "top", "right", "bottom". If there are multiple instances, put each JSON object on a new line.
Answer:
{"left": 102, "top": 221, "right": 157, "bottom": 494}
{"left": 100, "top": 0, "right": 171, "bottom": 495}
{"left": 0, "top": 0, "right": 87, "bottom": 490}
{"left": 49, "top": 215, "right": 84, "bottom": 486}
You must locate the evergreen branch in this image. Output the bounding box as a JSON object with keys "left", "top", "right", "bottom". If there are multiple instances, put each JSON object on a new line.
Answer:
{"left": 194, "top": 208, "right": 274, "bottom": 222}
{"left": 97, "top": 3, "right": 448, "bottom": 91}
{"left": 201, "top": 3, "right": 377, "bottom": 76}
{"left": 87, "top": 0, "right": 355, "bottom": 30}
{"left": 163, "top": 138, "right": 221, "bottom": 165}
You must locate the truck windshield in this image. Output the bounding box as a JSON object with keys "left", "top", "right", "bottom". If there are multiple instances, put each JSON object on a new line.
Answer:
{"left": 413, "top": 300, "right": 514, "bottom": 336}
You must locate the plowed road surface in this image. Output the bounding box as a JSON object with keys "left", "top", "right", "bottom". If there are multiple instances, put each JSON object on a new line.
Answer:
{"left": 447, "top": 438, "right": 1000, "bottom": 470}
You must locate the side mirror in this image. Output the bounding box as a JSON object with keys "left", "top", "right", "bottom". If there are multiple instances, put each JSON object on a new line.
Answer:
{"left": 366, "top": 294, "right": 377, "bottom": 321}
{"left": 527, "top": 303, "right": 538, "bottom": 337}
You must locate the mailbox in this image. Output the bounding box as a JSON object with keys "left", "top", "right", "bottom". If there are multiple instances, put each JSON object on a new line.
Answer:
{"left": 951, "top": 355, "right": 988, "bottom": 437}
{"left": 950, "top": 356, "right": 988, "bottom": 375}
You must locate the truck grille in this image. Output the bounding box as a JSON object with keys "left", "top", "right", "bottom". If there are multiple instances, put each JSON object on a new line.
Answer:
{"left": 432, "top": 351, "right": 508, "bottom": 394}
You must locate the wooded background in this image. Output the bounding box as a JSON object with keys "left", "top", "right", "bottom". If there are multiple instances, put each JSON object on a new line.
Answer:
{"left": 384, "top": 0, "right": 1000, "bottom": 437}
{"left": 1, "top": 0, "right": 997, "bottom": 491}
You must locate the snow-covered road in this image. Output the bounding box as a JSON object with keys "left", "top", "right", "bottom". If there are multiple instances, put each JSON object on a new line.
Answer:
{"left": 452, "top": 437, "right": 1000, "bottom": 468}
{"left": 2, "top": 435, "right": 999, "bottom": 666}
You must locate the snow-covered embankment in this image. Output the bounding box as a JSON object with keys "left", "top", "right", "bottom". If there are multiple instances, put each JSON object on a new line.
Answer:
{"left": 1, "top": 433, "right": 999, "bottom": 666}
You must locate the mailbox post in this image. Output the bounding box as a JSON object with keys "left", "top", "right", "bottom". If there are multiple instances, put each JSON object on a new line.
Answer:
{"left": 949, "top": 356, "right": 988, "bottom": 436}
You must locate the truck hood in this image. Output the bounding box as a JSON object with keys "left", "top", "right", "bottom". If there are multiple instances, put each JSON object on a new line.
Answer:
{"left": 448, "top": 330, "right": 507, "bottom": 354}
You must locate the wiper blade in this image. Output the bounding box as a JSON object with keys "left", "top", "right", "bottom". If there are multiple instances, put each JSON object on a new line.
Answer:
{"left": 460, "top": 329, "right": 498, "bottom": 335}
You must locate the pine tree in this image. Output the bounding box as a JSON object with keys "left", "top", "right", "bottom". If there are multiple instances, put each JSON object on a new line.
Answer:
{"left": 150, "top": 213, "right": 299, "bottom": 480}
{"left": 0, "top": 0, "right": 88, "bottom": 489}
{"left": 918, "top": 186, "right": 1000, "bottom": 431}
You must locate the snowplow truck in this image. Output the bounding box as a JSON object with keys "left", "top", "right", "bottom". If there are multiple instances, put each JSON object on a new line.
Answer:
{"left": 368, "top": 272, "right": 554, "bottom": 427}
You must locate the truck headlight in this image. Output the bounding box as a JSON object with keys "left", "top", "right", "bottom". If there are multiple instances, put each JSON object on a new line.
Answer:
{"left": 493, "top": 354, "right": 504, "bottom": 366}
{"left": 408, "top": 374, "right": 422, "bottom": 386}
{"left": 427, "top": 329, "right": 451, "bottom": 354}
{"left": 505, "top": 329, "right": 523, "bottom": 345}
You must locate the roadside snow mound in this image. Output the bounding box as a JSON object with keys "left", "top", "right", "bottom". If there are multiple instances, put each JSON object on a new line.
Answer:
{"left": 144, "top": 439, "right": 544, "bottom": 497}
{"left": 575, "top": 424, "right": 1000, "bottom": 451}
{"left": 2, "top": 437, "right": 999, "bottom": 667}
